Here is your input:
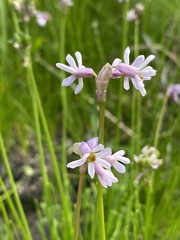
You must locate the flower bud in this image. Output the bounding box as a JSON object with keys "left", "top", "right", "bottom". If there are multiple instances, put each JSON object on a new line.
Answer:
{"left": 96, "top": 63, "right": 112, "bottom": 102}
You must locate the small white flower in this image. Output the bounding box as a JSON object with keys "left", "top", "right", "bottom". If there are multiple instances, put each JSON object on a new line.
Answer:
{"left": 134, "top": 146, "right": 163, "bottom": 169}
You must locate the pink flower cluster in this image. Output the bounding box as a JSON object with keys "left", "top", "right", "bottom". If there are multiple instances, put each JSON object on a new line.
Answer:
{"left": 67, "top": 137, "right": 130, "bottom": 188}
{"left": 56, "top": 47, "right": 156, "bottom": 96}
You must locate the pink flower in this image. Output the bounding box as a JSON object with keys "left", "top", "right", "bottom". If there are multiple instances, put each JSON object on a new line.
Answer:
{"left": 167, "top": 84, "right": 180, "bottom": 103}
{"left": 67, "top": 138, "right": 112, "bottom": 179}
{"left": 112, "top": 47, "right": 156, "bottom": 96}
{"left": 56, "top": 52, "right": 95, "bottom": 94}
{"left": 67, "top": 137, "right": 130, "bottom": 188}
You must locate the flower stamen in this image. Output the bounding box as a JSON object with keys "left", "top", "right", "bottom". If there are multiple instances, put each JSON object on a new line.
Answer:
{"left": 87, "top": 152, "right": 96, "bottom": 163}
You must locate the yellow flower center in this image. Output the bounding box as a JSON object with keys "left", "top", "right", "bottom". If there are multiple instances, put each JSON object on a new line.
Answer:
{"left": 86, "top": 152, "right": 96, "bottom": 163}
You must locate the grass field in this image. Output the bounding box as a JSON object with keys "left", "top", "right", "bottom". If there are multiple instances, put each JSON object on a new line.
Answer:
{"left": 0, "top": 0, "right": 180, "bottom": 239}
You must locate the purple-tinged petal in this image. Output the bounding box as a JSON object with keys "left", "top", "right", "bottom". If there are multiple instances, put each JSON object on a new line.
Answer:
{"left": 66, "top": 54, "right": 77, "bottom": 68}
{"left": 92, "top": 144, "right": 104, "bottom": 152}
{"left": 88, "top": 163, "right": 95, "bottom": 178}
{"left": 80, "top": 142, "right": 91, "bottom": 155}
{"left": 138, "top": 55, "right": 155, "bottom": 70}
{"left": 106, "top": 171, "right": 118, "bottom": 183}
{"left": 112, "top": 58, "right": 122, "bottom": 66}
{"left": 124, "top": 76, "right": 130, "bottom": 90}
{"left": 118, "top": 156, "right": 130, "bottom": 164}
{"left": 113, "top": 161, "right": 126, "bottom": 173}
{"left": 62, "top": 75, "right": 77, "bottom": 86}
{"left": 98, "top": 176, "right": 108, "bottom": 188}
{"left": 87, "top": 137, "right": 99, "bottom": 149}
{"left": 74, "top": 77, "right": 83, "bottom": 94}
{"left": 67, "top": 158, "right": 86, "bottom": 168}
{"left": 132, "top": 55, "right": 145, "bottom": 67}
{"left": 124, "top": 47, "right": 130, "bottom": 64}
{"left": 140, "top": 67, "right": 156, "bottom": 77}
{"left": 75, "top": 51, "right": 82, "bottom": 67}
{"left": 113, "top": 150, "right": 125, "bottom": 157}
{"left": 133, "top": 76, "right": 145, "bottom": 89}
{"left": 56, "top": 63, "right": 76, "bottom": 74}
{"left": 96, "top": 148, "right": 112, "bottom": 158}
{"left": 96, "top": 158, "right": 111, "bottom": 168}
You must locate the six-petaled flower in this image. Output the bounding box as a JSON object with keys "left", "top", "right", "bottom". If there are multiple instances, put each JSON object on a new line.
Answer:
{"left": 56, "top": 51, "right": 95, "bottom": 94}
{"left": 112, "top": 47, "right": 156, "bottom": 96}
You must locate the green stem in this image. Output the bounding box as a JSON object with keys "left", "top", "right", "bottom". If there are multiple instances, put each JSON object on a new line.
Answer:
{"left": 59, "top": 12, "right": 68, "bottom": 186}
{"left": 97, "top": 101, "right": 106, "bottom": 240}
{"left": 153, "top": 95, "right": 169, "bottom": 148}
{"left": 134, "top": 20, "right": 141, "bottom": 153}
{"left": 74, "top": 168, "right": 86, "bottom": 240}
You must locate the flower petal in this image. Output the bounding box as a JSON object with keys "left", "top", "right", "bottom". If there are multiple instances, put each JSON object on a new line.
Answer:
{"left": 73, "top": 143, "right": 82, "bottom": 156}
{"left": 140, "top": 88, "right": 147, "bottom": 96}
{"left": 113, "top": 150, "right": 125, "bottom": 157}
{"left": 80, "top": 142, "right": 91, "bottom": 155}
{"left": 75, "top": 51, "right": 82, "bottom": 67}
{"left": 132, "top": 55, "right": 145, "bottom": 67}
{"left": 124, "top": 47, "right": 130, "bottom": 64}
{"left": 92, "top": 144, "right": 104, "bottom": 152}
{"left": 124, "top": 76, "right": 130, "bottom": 90}
{"left": 138, "top": 55, "right": 155, "bottom": 70}
{"left": 62, "top": 75, "right": 77, "bottom": 86}
{"left": 87, "top": 137, "right": 99, "bottom": 149}
{"left": 67, "top": 158, "right": 86, "bottom": 168}
{"left": 56, "top": 63, "right": 76, "bottom": 74}
{"left": 66, "top": 54, "right": 77, "bottom": 68}
{"left": 113, "top": 161, "right": 126, "bottom": 173}
{"left": 112, "top": 58, "right": 122, "bottom": 66}
{"left": 96, "top": 148, "right": 112, "bottom": 158}
{"left": 96, "top": 158, "right": 111, "bottom": 168}
{"left": 74, "top": 77, "right": 83, "bottom": 94}
{"left": 88, "top": 163, "right": 95, "bottom": 178}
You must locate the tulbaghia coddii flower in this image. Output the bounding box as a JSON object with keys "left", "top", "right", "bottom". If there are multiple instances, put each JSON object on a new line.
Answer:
{"left": 67, "top": 137, "right": 130, "bottom": 188}
{"left": 167, "top": 84, "right": 180, "bottom": 104}
{"left": 56, "top": 51, "right": 94, "bottom": 94}
{"left": 112, "top": 47, "right": 156, "bottom": 96}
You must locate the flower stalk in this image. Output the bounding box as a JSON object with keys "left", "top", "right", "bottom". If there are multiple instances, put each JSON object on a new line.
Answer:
{"left": 97, "top": 101, "right": 106, "bottom": 240}
{"left": 74, "top": 164, "right": 87, "bottom": 240}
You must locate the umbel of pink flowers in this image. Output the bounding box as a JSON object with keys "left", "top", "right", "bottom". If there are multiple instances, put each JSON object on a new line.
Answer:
{"left": 56, "top": 47, "right": 156, "bottom": 96}
{"left": 67, "top": 137, "right": 130, "bottom": 188}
